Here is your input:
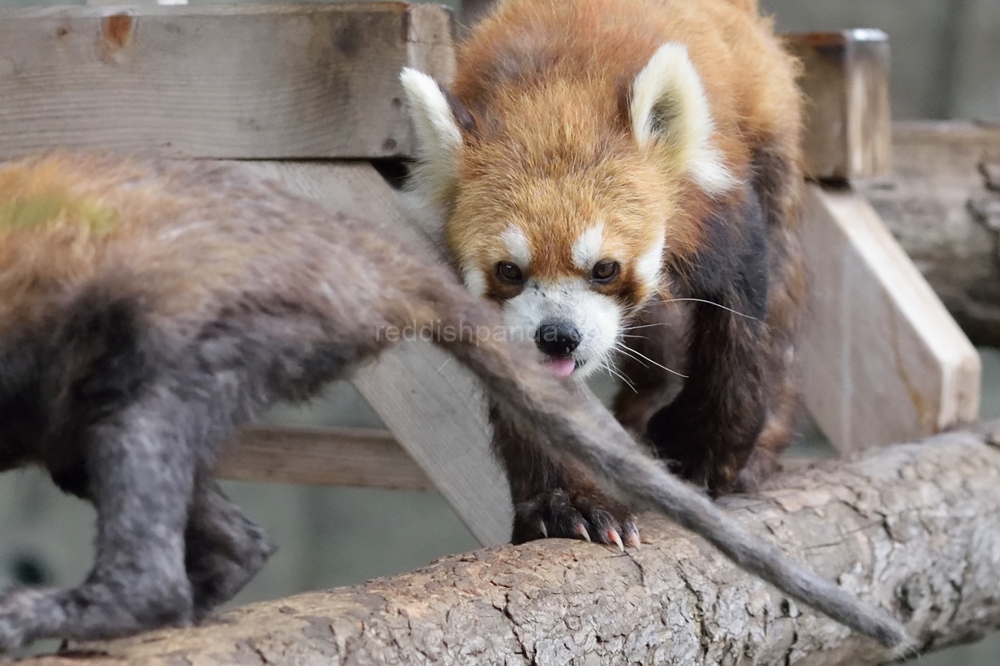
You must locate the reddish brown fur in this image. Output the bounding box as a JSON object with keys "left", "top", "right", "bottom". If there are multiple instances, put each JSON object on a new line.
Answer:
{"left": 449, "top": 0, "right": 801, "bottom": 268}
{"left": 428, "top": 0, "right": 806, "bottom": 529}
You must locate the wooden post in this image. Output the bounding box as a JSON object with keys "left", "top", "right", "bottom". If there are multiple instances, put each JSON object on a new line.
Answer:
{"left": 786, "top": 30, "right": 893, "bottom": 181}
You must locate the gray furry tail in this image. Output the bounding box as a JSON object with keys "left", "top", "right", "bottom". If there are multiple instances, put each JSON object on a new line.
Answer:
{"left": 559, "top": 394, "right": 911, "bottom": 648}
{"left": 472, "top": 361, "right": 909, "bottom": 648}
{"left": 422, "top": 277, "right": 910, "bottom": 649}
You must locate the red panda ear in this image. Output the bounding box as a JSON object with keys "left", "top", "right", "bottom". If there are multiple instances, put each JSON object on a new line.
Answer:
{"left": 400, "top": 68, "right": 465, "bottom": 206}
{"left": 630, "top": 43, "right": 738, "bottom": 196}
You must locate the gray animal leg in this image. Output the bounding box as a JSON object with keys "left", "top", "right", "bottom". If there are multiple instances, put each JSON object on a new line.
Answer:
{"left": 184, "top": 475, "right": 275, "bottom": 620}
{"left": 0, "top": 396, "right": 196, "bottom": 650}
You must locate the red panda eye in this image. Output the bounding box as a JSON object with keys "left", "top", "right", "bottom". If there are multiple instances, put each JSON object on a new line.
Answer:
{"left": 591, "top": 260, "right": 620, "bottom": 283}
{"left": 496, "top": 261, "right": 524, "bottom": 284}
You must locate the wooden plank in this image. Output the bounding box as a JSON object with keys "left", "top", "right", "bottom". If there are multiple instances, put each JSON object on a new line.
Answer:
{"left": 786, "top": 30, "right": 892, "bottom": 181}
{"left": 234, "top": 160, "right": 513, "bottom": 547}
{"left": 215, "top": 425, "right": 432, "bottom": 491}
{"left": 798, "top": 183, "right": 981, "bottom": 456}
{"left": 0, "top": 3, "right": 454, "bottom": 161}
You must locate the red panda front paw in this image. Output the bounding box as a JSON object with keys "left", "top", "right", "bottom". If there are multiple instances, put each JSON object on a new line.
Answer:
{"left": 511, "top": 489, "right": 640, "bottom": 550}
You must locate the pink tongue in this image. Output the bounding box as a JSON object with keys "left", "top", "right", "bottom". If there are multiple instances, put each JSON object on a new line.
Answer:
{"left": 546, "top": 357, "right": 576, "bottom": 378}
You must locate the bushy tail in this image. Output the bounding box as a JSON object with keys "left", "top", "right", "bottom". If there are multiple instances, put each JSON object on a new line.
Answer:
{"left": 415, "top": 275, "right": 911, "bottom": 651}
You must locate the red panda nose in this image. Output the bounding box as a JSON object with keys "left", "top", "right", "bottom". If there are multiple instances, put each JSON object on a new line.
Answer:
{"left": 535, "top": 320, "right": 581, "bottom": 357}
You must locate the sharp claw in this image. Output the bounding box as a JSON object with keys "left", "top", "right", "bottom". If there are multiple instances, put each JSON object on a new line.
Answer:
{"left": 539, "top": 520, "right": 548, "bottom": 538}
{"left": 624, "top": 527, "right": 641, "bottom": 549}
{"left": 575, "top": 523, "right": 592, "bottom": 542}
{"left": 607, "top": 529, "right": 624, "bottom": 552}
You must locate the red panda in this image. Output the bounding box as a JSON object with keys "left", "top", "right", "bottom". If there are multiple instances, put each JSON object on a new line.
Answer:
{"left": 0, "top": 154, "right": 905, "bottom": 650}
{"left": 401, "top": 0, "right": 805, "bottom": 548}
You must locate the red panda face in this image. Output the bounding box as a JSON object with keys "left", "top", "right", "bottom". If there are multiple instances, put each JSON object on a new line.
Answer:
{"left": 401, "top": 42, "right": 738, "bottom": 378}
{"left": 447, "top": 155, "right": 670, "bottom": 378}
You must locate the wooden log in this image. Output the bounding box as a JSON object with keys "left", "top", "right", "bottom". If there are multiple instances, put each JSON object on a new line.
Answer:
{"left": 856, "top": 121, "right": 1000, "bottom": 347}
{"left": 0, "top": 3, "right": 454, "bottom": 161}
{"left": 799, "top": 183, "right": 981, "bottom": 456}
{"left": 215, "top": 425, "right": 431, "bottom": 492}
{"left": 234, "top": 160, "right": 513, "bottom": 547}
{"left": 786, "top": 31, "right": 893, "bottom": 181}
{"left": 22, "top": 425, "right": 1000, "bottom": 665}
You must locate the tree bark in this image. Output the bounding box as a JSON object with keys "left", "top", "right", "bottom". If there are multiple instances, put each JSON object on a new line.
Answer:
{"left": 857, "top": 120, "right": 1000, "bottom": 346}
{"left": 16, "top": 423, "right": 1000, "bottom": 666}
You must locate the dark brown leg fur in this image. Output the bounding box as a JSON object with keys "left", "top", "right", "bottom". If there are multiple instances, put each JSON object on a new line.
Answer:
{"left": 645, "top": 142, "right": 804, "bottom": 494}
{"left": 737, "top": 143, "right": 806, "bottom": 491}
{"left": 612, "top": 294, "right": 689, "bottom": 441}
{"left": 490, "top": 401, "right": 639, "bottom": 547}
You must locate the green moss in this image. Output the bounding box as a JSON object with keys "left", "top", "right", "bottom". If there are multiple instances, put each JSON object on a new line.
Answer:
{"left": 0, "top": 191, "right": 117, "bottom": 234}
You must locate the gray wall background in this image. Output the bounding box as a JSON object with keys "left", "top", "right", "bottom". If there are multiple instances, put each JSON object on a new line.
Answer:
{"left": 0, "top": 0, "right": 998, "bottom": 662}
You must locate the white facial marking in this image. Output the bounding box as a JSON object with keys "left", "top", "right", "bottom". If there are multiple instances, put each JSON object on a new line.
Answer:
{"left": 500, "top": 225, "right": 532, "bottom": 268}
{"left": 572, "top": 223, "right": 605, "bottom": 271}
{"left": 630, "top": 42, "right": 738, "bottom": 196}
{"left": 635, "top": 234, "right": 666, "bottom": 288}
{"left": 462, "top": 263, "right": 487, "bottom": 298}
{"left": 502, "top": 278, "right": 622, "bottom": 379}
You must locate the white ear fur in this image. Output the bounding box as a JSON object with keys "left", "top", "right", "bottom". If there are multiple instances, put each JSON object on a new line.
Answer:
{"left": 630, "top": 43, "right": 738, "bottom": 195}
{"left": 400, "top": 68, "right": 463, "bottom": 205}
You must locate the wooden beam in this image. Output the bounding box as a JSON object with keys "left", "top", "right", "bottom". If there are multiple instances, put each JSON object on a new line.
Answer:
{"left": 215, "top": 425, "right": 432, "bottom": 492}
{"left": 786, "top": 30, "right": 893, "bottom": 181}
{"left": 0, "top": 3, "right": 454, "bottom": 161}
{"left": 233, "top": 160, "right": 514, "bottom": 547}
{"left": 798, "top": 183, "right": 981, "bottom": 456}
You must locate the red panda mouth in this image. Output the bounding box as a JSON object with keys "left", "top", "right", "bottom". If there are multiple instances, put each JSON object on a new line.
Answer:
{"left": 543, "top": 356, "right": 577, "bottom": 378}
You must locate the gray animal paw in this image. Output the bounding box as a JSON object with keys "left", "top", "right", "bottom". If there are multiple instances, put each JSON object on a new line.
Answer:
{"left": 0, "top": 588, "right": 57, "bottom": 652}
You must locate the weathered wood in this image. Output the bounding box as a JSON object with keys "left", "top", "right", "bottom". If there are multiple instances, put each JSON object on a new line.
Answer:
{"left": 233, "top": 160, "right": 513, "bottom": 547}
{"left": 0, "top": 3, "right": 454, "bottom": 161}
{"left": 786, "top": 31, "right": 893, "bottom": 181}
{"left": 215, "top": 425, "right": 430, "bottom": 491}
{"left": 23, "top": 425, "right": 1000, "bottom": 665}
{"left": 856, "top": 121, "right": 1000, "bottom": 346}
{"left": 799, "top": 183, "right": 980, "bottom": 456}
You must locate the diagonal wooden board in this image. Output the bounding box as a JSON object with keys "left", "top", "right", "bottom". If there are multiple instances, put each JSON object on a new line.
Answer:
{"left": 0, "top": 3, "right": 454, "bottom": 161}
{"left": 236, "top": 160, "right": 513, "bottom": 546}
{"left": 799, "top": 184, "right": 981, "bottom": 456}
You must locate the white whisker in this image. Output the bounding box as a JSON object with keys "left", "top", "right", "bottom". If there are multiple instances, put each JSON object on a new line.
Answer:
{"left": 622, "top": 322, "right": 676, "bottom": 331}
{"left": 613, "top": 342, "right": 650, "bottom": 369}
{"left": 662, "top": 297, "right": 758, "bottom": 320}
{"left": 602, "top": 361, "right": 637, "bottom": 394}
{"left": 613, "top": 341, "right": 688, "bottom": 379}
